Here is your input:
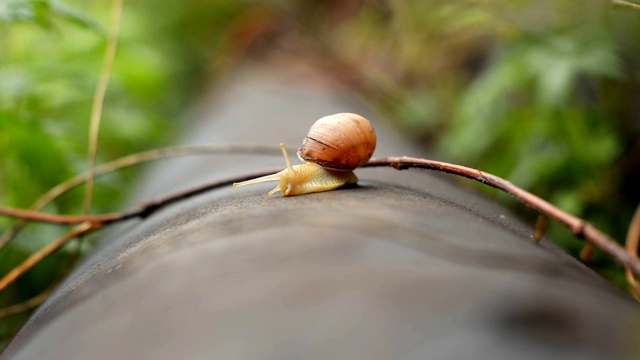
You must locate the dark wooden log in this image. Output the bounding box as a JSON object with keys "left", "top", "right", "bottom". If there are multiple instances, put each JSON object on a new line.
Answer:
{"left": 2, "top": 61, "right": 638, "bottom": 360}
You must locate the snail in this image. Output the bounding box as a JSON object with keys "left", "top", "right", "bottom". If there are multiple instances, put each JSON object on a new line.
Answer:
{"left": 233, "top": 113, "right": 377, "bottom": 196}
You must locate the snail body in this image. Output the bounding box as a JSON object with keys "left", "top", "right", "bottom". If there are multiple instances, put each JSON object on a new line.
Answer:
{"left": 233, "top": 113, "right": 376, "bottom": 196}
{"left": 233, "top": 144, "right": 358, "bottom": 196}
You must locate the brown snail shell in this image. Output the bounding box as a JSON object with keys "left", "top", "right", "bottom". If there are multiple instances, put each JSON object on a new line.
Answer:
{"left": 297, "top": 113, "right": 377, "bottom": 171}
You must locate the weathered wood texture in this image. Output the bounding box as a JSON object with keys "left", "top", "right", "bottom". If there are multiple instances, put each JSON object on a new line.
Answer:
{"left": 2, "top": 61, "right": 638, "bottom": 360}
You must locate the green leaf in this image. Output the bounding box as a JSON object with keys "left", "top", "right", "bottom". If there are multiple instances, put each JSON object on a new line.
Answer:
{"left": 0, "top": 0, "right": 105, "bottom": 35}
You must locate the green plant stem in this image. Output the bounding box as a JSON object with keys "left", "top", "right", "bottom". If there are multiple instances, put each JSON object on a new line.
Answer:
{"left": 612, "top": 0, "right": 640, "bottom": 11}
{"left": 84, "top": 0, "right": 125, "bottom": 214}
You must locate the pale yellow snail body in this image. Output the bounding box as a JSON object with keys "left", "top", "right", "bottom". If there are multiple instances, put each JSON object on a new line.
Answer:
{"left": 233, "top": 113, "right": 377, "bottom": 196}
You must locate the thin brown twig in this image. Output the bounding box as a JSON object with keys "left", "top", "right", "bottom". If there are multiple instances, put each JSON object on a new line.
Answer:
{"left": 84, "top": 0, "right": 124, "bottom": 214}
{"left": 0, "top": 167, "right": 284, "bottom": 226}
{"left": 0, "top": 169, "right": 283, "bottom": 292}
{"left": 580, "top": 244, "right": 594, "bottom": 262}
{"left": 625, "top": 204, "right": 640, "bottom": 300}
{"left": 361, "top": 156, "right": 640, "bottom": 278}
{"left": 0, "top": 222, "right": 97, "bottom": 293}
{"left": 0, "top": 239, "right": 88, "bottom": 318}
{"left": 0, "top": 144, "right": 280, "bottom": 249}
{"left": 0, "top": 288, "right": 53, "bottom": 319}
{"left": 534, "top": 214, "right": 548, "bottom": 244}
{"left": 1, "top": 157, "right": 639, "bottom": 281}
{"left": 0, "top": 207, "right": 116, "bottom": 225}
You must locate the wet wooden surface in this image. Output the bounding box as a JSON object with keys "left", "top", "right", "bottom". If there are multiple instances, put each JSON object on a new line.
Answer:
{"left": 2, "top": 61, "right": 638, "bottom": 360}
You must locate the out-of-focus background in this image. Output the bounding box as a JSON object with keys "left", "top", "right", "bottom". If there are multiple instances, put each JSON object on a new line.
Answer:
{"left": 1, "top": 0, "right": 639, "bottom": 349}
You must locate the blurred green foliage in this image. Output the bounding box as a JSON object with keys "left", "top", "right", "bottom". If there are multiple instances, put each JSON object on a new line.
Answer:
{"left": 436, "top": 25, "right": 631, "bottom": 274}
{"left": 0, "top": 0, "right": 182, "bottom": 345}
{"left": 0, "top": 0, "right": 260, "bottom": 346}
{"left": 2, "top": 0, "right": 640, "bottom": 350}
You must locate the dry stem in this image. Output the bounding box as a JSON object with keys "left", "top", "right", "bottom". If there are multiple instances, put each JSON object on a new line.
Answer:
{"left": 1, "top": 157, "right": 639, "bottom": 293}
{"left": 0, "top": 288, "right": 52, "bottom": 319}
{"left": 84, "top": 0, "right": 124, "bottom": 214}
{"left": 0, "top": 169, "right": 282, "bottom": 293}
{"left": 534, "top": 214, "right": 548, "bottom": 244}
{"left": 362, "top": 157, "right": 640, "bottom": 278}
{"left": 0, "top": 222, "right": 97, "bottom": 292}
{"left": 625, "top": 204, "right": 640, "bottom": 299}
{"left": 0, "top": 144, "right": 280, "bottom": 249}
